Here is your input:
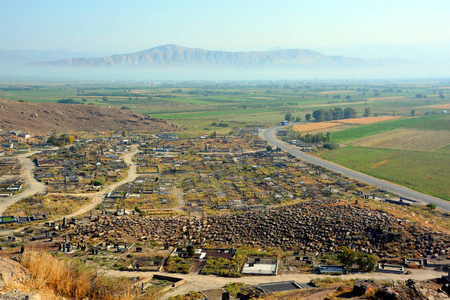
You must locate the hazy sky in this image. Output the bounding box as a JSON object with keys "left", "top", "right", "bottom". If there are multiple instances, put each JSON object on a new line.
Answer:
{"left": 2, "top": 0, "right": 449, "bottom": 53}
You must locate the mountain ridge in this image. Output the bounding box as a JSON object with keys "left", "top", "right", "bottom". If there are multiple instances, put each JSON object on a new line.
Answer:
{"left": 29, "top": 44, "right": 389, "bottom": 68}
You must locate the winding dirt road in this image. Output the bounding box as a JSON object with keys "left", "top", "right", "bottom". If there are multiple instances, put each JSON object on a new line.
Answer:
{"left": 0, "top": 151, "right": 46, "bottom": 216}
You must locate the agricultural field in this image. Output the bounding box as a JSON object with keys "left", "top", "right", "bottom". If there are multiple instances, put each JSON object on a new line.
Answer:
{"left": 316, "top": 113, "right": 450, "bottom": 201}
{"left": 349, "top": 129, "right": 450, "bottom": 152}
{"left": 1, "top": 80, "right": 450, "bottom": 136}
{"left": 291, "top": 122, "right": 341, "bottom": 133}
{"left": 1, "top": 80, "right": 450, "bottom": 203}
{"left": 320, "top": 146, "right": 450, "bottom": 200}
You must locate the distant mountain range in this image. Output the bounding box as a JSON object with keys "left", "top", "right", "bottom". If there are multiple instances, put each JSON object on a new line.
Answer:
{"left": 0, "top": 49, "right": 110, "bottom": 66}
{"left": 27, "top": 44, "right": 409, "bottom": 68}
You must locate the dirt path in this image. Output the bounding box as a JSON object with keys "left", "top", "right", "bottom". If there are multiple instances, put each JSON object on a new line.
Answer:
{"left": 0, "top": 151, "right": 46, "bottom": 216}
{"left": 103, "top": 268, "right": 447, "bottom": 299}
{"left": 173, "top": 188, "right": 185, "bottom": 212}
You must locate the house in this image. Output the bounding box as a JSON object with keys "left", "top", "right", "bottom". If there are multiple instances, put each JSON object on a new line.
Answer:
{"left": 241, "top": 257, "right": 278, "bottom": 275}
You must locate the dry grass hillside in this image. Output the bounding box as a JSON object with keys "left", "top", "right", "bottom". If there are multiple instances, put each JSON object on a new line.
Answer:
{"left": 0, "top": 98, "right": 177, "bottom": 135}
{"left": 0, "top": 252, "right": 154, "bottom": 300}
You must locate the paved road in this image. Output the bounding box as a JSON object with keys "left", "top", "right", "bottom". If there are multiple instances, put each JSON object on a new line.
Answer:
{"left": 0, "top": 151, "right": 46, "bottom": 216}
{"left": 261, "top": 125, "right": 450, "bottom": 212}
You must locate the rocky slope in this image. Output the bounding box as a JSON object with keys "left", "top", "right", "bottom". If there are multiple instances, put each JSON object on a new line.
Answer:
{"left": 0, "top": 98, "right": 176, "bottom": 135}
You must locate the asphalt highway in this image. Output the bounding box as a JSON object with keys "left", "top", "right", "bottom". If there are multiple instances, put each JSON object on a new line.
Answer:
{"left": 261, "top": 124, "right": 450, "bottom": 213}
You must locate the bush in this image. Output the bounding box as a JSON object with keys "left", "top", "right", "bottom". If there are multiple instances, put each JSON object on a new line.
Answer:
{"left": 426, "top": 203, "right": 437, "bottom": 209}
{"left": 323, "top": 143, "right": 339, "bottom": 150}
{"left": 91, "top": 179, "right": 103, "bottom": 186}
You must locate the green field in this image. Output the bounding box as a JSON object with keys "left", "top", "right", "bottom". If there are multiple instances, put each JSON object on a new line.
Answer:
{"left": 321, "top": 146, "right": 450, "bottom": 200}
{"left": 329, "top": 114, "right": 448, "bottom": 143}
{"left": 2, "top": 81, "right": 449, "bottom": 132}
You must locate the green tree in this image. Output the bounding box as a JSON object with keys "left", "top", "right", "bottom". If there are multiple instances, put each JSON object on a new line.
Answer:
{"left": 331, "top": 107, "right": 344, "bottom": 120}
{"left": 337, "top": 246, "right": 357, "bottom": 269}
{"left": 266, "top": 145, "right": 273, "bottom": 152}
{"left": 363, "top": 108, "right": 371, "bottom": 117}
{"left": 122, "top": 129, "right": 127, "bottom": 137}
{"left": 305, "top": 113, "right": 312, "bottom": 121}
{"left": 187, "top": 245, "right": 195, "bottom": 257}
{"left": 411, "top": 110, "right": 415, "bottom": 116}
{"left": 295, "top": 116, "right": 302, "bottom": 122}
{"left": 312, "top": 109, "right": 324, "bottom": 122}
{"left": 344, "top": 107, "right": 357, "bottom": 119}
{"left": 356, "top": 253, "right": 377, "bottom": 272}
{"left": 284, "top": 112, "right": 293, "bottom": 122}
{"left": 323, "top": 110, "right": 332, "bottom": 121}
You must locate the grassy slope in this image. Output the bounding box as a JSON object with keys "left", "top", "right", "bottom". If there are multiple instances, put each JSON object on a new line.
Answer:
{"left": 321, "top": 146, "right": 450, "bottom": 200}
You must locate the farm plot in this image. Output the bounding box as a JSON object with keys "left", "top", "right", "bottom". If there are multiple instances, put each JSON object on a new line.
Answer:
{"left": 336, "top": 116, "right": 400, "bottom": 125}
{"left": 292, "top": 122, "right": 342, "bottom": 133}
{"left": 350, "top": 129, "right": 450, "bottom": 152}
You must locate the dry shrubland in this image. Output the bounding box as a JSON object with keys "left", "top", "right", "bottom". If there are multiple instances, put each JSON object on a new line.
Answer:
{"left": 19, "top": 251, "right": 152, "bottom": 300}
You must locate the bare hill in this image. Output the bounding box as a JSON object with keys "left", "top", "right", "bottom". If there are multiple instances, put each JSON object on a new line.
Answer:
{"left": 0, "top": 98, "right": 176, "bottom": 135}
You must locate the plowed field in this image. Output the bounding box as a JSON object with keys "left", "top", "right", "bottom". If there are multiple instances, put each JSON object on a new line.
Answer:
{"left": 350, "top": 129, "right": 450, "bottom": 152}
{"left": 336, "top": 116, "right": 400, "bottom": 125}
{"left": 292, "top": 122, "right": 341, "bottom": 133}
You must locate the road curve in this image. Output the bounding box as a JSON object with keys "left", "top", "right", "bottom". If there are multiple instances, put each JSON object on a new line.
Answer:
{"left": 261, "top": 125, "right": 450, "bottom": 212}
{"left": 0, "top": 151, "right": 46, "bottom": 216}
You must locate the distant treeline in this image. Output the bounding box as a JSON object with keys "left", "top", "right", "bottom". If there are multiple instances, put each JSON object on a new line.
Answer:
{"left": 57, "top": 98, "right": 83, "bottom": 104}
{"left": 78, "top": 92, "right": 143, "bottom": 97}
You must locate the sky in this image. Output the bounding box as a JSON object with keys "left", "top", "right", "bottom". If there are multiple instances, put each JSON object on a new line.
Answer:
{"left": 1, "top": 0, "right": 449, "bottom": 55}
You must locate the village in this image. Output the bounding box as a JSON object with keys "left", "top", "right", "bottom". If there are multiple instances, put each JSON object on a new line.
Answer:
{"left": 0, "top": 128, "right": 449, "bottom": 299}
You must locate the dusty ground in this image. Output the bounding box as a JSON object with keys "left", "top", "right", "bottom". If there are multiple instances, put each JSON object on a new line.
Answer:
{"left": 104, "top": 268, "right": 448, "bottom": 299}
{"left": 0, "top": 97, "right": 177, "bottom": 134}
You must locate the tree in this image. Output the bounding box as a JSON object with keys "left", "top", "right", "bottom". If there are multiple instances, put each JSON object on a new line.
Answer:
{"left": 305, "top": 113, "right": 312, "bottom": 121}
{"left": 312, "top": 109, "right": 324, "bottom": 122}
{"left": 295, "top": 116, "right": 302, "bottom": 122}
{"left": 102, "top": 96, "right": 109, "bottom": 102}
{"left": 266, "top": 145, "right": 273, "bottom": 152}
{"left": 344, "top": 107, "right": 357, "bottom": 119}
{"left": 363, "top": 108, "right": 371, "bottom": 117}
{"left": 122, "top": 129, "right": 127, "bottom": 137}
{"left": 411, "top": 110, "right": 415, "bottom": 116}
{"left": 337, "top": 246, "right": 357, "bottom": 269}
{"left": 331, "top": 107, "right": 344, "bottom": 120}
{"left": 356, "top": 253, "right": 377, "bottom": 272}
{"left": 323, "top": 110, "right": 332, "bottom": 121}
{"left": 284, "top": 112, "right": 293, "bottom": 122}
{"left": 187, "top": 245, "right": 195, "bottom": 257}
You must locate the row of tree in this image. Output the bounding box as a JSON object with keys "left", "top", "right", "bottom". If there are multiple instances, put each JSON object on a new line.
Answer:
{"left": 310, "top": 107, "right": 358, "bottom": 122}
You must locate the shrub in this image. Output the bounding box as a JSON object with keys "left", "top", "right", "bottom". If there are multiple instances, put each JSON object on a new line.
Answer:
{"left": 426, "top": 203, "right": 437, "bottom": 209}
{"left": 323, "top": 143, "right": 339, "bottom": 150}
